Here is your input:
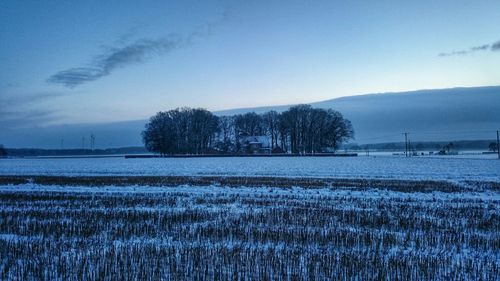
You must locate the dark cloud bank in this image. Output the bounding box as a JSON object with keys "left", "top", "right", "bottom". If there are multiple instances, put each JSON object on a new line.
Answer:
{"left": 439, "top": 39, "right": 500, "bottom": 57}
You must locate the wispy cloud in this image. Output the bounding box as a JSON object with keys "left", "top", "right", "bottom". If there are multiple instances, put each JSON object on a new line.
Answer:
{"left": 0, "top": 109, "right": 59, "bottom": 130}
{"left": 0, "top": 92, "right": 64, "bottom": 129}
{"left": 470, "top": 44, "right": 490, "bottom": 51}
{"left": 439, "top": 40, "right": 500, "bottom": 57}
{"left": 47, "top": 11, "right": 231, "bottom": 88}
{"left": 1, "top": 92, "right": 64, "bottom": 107}
{"left": 491, "top": 40, "right": 500, "bottom": 51}
{"left": 47, "top": 36, "right": 185, "bottom": 88}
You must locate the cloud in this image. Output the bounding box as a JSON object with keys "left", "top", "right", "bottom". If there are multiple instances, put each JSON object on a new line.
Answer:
{"left": 47, "top": 10, "right": 232, "bottom": 88}
{"left": 439, "top": 40, "right": 500, "bottom": 57}
{"left": 0, "top": 109, "right": 59, "bottom": 130}
{"left": 491, "top": 40, "right": 500, "bottom": 51}
{"left": 47, "top": 36, "right": 185, "bottom": 88}
{"left": 0, "top": 92, "right": 63, "bottom": 129}
{"left": 438, "top": 50, "right": 469, "bottom": 57}
{"left": 470, "top": 44, "right": 490, "bottom": 51}
{"left": 1, "top": 92, "right": 64, "bottom": 107}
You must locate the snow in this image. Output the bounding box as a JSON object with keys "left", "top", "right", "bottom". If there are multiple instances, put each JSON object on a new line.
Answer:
{"left": 1, "top": 182, "right": 498, "bottom": 280}
{"left": 1, "top": 183, "right": 498, "bottom": 201}
{"left": 1, "top": 156, "right": 499, "bottom": 182}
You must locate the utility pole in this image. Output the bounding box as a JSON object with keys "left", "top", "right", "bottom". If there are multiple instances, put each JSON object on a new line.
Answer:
{"left": 403, "top": 132, "right": 409, "bottom": 157}
{"left": 408, "top": 138, "right": 412, "bottom": 157}
{"left": 497, "top": 130, "right": 499, "bottom": 160}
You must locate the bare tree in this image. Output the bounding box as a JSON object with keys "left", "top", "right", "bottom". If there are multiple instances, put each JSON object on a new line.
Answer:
{"left": 142, "top": 111, "right": 176, "bottom": 156}
{"left": 234, "top": 112, "right": 264, "bottom": 136}
{"left": 142, "top": 108, "right": 219, "bottom": 155}
{"left": 277, "top": 105, "right": 354, "bottom": 153}
{"left": 262, "top": 111, "right": 280, "bottom": 149}
{"left": 216, "top": 116, "right": 235, "bottom": 153}
{"left": 323, "top": 109, "right": 354, "bottom": 151}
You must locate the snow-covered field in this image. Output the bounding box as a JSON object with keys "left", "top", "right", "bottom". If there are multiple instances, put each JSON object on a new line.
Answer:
{"left": 0, "top": 183, "right": 498, "bottom": 280}
{"left": 1, "top": 156, "right": 498, "bottom": 279}
{"left": 1, "top": 156, "right": 499, "bottom": 181}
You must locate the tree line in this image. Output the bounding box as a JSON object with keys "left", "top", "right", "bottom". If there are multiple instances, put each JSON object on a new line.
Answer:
{"left": 142, "top": 105, "right": 354, "bottom": 155}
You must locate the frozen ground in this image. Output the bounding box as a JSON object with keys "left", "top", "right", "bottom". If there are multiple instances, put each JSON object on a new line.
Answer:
{"left": 0, "top": 183, "right": 498, "bottom": 280}
{"left": 1, "top": 156, "right": 499, "bottom": 182}
{"left": 1, "top": 183, "right": 499, "bottom": 200}
{"left": 1, "top": 155, "right": 498, "bottom": 279}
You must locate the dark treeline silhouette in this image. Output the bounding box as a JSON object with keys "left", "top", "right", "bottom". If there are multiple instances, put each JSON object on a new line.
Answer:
{"left": 142, "top": 108, "right": 219, "bottom": 156}
{"left": 0, "top": 145, "right": 6, "bottom": 157}
{"left": 142, "top": 105, "right": 354, "bottom": 155}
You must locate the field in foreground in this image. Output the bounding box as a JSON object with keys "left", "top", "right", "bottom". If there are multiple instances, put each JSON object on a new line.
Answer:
{"left": 0, "top": 182, "right": 498, "bottom": 280}
{"left": 1, "top": 156, "right": 499, "bottom": 181}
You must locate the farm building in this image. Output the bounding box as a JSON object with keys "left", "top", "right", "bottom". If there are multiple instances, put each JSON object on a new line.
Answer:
{"left": 239, "top": 135, "right": 271, "bottom": 154}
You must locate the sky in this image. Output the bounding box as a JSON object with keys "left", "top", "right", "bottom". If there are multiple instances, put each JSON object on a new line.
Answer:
{"left": 1, "top": 0, "right": 500, "bottom": 129}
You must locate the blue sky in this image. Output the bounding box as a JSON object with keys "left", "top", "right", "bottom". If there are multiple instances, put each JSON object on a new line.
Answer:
{"left": 1, "top": 0, "right": 500, "bottom": 128}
